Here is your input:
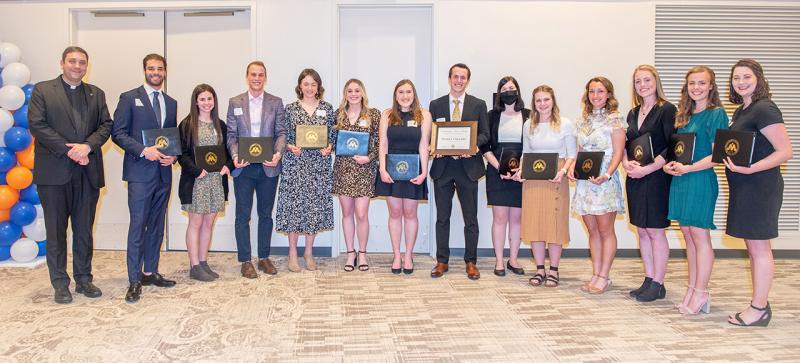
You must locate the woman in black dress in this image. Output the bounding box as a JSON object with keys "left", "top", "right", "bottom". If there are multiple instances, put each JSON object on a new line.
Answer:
{"left": 723, "top": 59, "right": 792, "bottom": 327}
{"left": 622, "top": 65, "right": 676, "bottom": 302}
{"left": 375, "top": 80, "right": 431, "bottom": 274}
{"left": 481, "top": 76, "right": 529, "bottom": 276}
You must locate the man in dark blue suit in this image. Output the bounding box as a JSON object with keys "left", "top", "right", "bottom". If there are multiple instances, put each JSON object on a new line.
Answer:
{"left": 111, "top": 54, "right": 178, "bottom": 303}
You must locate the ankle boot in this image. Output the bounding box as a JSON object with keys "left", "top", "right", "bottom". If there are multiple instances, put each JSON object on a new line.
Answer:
{"left": 636, "top": 280, "right": 666, "bottom": 302}
{"left": 629, "top": 276, "right": 652, "bottom": 298}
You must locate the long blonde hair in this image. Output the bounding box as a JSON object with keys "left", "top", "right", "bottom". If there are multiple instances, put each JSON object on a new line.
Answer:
{"left": 675, "top": 66, "right": 722, "bottom": 129}
{"left": 581, "top": 76, "right": 619, "bottom": 119}
{"left": 336, "top": 79, "right": 371, "bottom": 128}
{"left": 388, "top": 79, "right": 423, "bottom": 126}
{"left": 530, "top": 85, "right": 561, "bottom": 134}
{"left": 631, "top": 64, "right": 668, "bottom": 107}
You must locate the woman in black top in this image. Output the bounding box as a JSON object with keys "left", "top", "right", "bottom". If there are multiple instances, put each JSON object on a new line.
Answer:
{"left": 622, "top": 65, "right": 676, "bottom": 302}
{"left": 723, "top": 59, "right": 792, "bottom": 327}
{"left": 481, "top": 76, "right": 529, "bottom": 276}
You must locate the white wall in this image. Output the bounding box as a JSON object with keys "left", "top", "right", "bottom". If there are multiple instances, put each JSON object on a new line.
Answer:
{"left": 1, "top": 0, "right": 794, "bottom": 252}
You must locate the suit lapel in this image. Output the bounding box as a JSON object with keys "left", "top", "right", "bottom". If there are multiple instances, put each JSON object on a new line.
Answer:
{"left": 52, "top": 79, "right": 78, "bottom": 132}
{"left": 259, "top": 92, "right": 269, "bottom": 137}
{"left": 137, "top": 86, "right": 160, "bottom": 128}
{"left": 241, "top": 93, "right": 252, "bottom": 136}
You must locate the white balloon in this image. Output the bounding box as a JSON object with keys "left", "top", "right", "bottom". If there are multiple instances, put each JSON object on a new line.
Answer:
{"left": 1, "top": 63, "right": 31, "bottom": 87}
{"left": 35, "top": 204, "right": 44, "bottom": 219}
{"left": 22, "top": 218, "right": 47, "bottom": 242}
{"left": 10, "top": 237, "right": 38, "bottom": 262}
{"left": 0, "top": 43, "right": 22, "bottom": 68}
{"left": 0, "top": 109, "right": 13, "bottom": 133}
{"left": 0, "top": 85, "right": 24, "bottom": 111}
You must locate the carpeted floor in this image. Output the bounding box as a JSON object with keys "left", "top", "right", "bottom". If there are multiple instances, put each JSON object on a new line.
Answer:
{"left": 0, "top": 251, "right": 798, "bottom": 362}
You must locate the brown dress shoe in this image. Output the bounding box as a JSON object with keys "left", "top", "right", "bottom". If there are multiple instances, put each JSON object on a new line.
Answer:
{"left": 258, "top": 258, "right": 278, "bottom": 275}
{"left": 241, "top": 261, "right": 258, "bottom": 279}
{"left": 466, "top": 262, "right": 480, "bottom": 280}
{"left": 430, "top": 262, "right": 449, "bottom": 278}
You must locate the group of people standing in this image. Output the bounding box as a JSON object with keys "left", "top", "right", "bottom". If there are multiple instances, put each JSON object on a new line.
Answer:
{"left": 28, "top": 46, "right": 789, "bottom": 327}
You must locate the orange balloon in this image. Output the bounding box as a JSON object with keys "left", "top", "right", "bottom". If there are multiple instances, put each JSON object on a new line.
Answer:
{"left": 6, "top": 166, "right": 33, "bottom": 190}
{"left": 16, "top": 142, "right": 34, "bottom": 169}
{"left": 0, "top": 209, "right": 9, "bottom": 222}
{"left": 0, "top": 186, "right": 19, "bottom": 209}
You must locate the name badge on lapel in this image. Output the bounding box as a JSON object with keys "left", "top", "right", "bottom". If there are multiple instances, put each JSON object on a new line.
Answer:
{"left": 315, "top": 109, "right": 326, "bottom": 118}
{"left": 134, "top": 98, "right": 144, "bottom": 107}
{"left": 233, "top": 107, "right": 243, "bottom": 116}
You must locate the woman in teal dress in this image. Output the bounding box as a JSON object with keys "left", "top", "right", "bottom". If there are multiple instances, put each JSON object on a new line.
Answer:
{"left": 663, "top": 66, "right": 728, "bottom": 315}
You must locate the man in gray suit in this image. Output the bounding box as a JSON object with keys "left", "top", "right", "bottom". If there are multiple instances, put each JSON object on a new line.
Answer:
{"left": 28, "top": 46, "right": 113, "bottom": 304}
{"left": 226, "top": 61, "right": 286, "bottom": 278}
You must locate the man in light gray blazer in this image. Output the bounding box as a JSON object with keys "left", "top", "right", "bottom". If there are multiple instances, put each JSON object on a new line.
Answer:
{"left": 226, "top": 61, "right": 286, "bottom": 278}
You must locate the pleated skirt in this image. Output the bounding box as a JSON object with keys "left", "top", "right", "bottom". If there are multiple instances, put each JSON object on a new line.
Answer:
{"left": 520, "top": 160, "right": 570, "bottom": 245}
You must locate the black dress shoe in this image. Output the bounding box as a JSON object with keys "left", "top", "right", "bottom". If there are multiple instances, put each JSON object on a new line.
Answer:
{"left": 506, "top": 261, "right": 525, "bottom": 275}
{"left": 494, "top": 268, "right": 506, "bottom": 277}
{"left": 630, "top": 276, "right": 652, "bottom": 297}
{"left": 54, "top": 287, "right": 73, "bottom": 304}
{"left": 75, "top": 282, "right": 103, "bottom": 298}
{"left": 125, "top": 282, "right": 142, "bottom": 303}
{"left": 141, "top": 272, "right": 176, "bottom": 288}
{"left": 636, "top": 281, "right": 666, "bottom": 302}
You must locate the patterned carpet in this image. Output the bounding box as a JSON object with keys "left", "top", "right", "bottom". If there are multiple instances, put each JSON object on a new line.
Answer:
{"left": 0, "top": 251, "right": 798, "bottom": 362}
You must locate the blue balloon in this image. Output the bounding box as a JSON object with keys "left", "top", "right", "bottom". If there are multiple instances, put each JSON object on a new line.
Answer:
{"left": 37, "top": 240, "right": 46, "bottom": 256}
{"left": 0, "top": 245, "right": 10, "bottom": 261}
{"left": 3, "top": 127, "right": 32, "bottom": 152}
{"left": 21, "top": 84, "right": 34, "bottom": 105}
{"left": 10, "top": 201, "right": 37, "bottom": 226}
{"left": 20, "top": 184, "right": 39, "bottom": 204}
{"left": 0, "top": 221, "right": 22, "bottom": 246}
{"left": 0, "top": 172, "right": 6, "bottom": 185}
{"left": 0, "top": 148, "right": 13, "bottom": 172}
{"left": 13, "top": 104, "right": 28, "bottom": 128}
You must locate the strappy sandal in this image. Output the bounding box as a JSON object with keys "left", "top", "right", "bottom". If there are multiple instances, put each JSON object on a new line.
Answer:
{"left": 581, "top": 274, "right": 598, "bottom": 292}
{"left": 528, "top": 265, "right": 546, "bottom": 286}
{"left": 544, "top": 266, "right": 559, "bottom": 287}
{"left": 343, "top": 250, "right": 356, "bottom": 272}
{"left": 588, "top": 275, "right": 612, "bottom": 294}
{"left": 357, "top": 250, "right": 369, "bottom": 271}
{"left": 729, "top": 302, "right": 772, "bottom": 327}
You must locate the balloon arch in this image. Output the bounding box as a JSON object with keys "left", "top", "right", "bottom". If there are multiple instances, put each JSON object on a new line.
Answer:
{"left": 0, "top": 38, "right": 46, "bottom": 263}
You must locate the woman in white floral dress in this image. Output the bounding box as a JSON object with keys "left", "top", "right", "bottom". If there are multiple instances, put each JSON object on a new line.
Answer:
{"left": 568, "top": 76, "right": 627, "bottom": 294}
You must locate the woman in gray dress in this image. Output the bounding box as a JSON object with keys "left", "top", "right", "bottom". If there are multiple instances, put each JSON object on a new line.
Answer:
{"left": 177, "top": 84, "right": 233, "bottom": 281}
{"left": 276, "top": 69, "right": 335, "bottom": 272}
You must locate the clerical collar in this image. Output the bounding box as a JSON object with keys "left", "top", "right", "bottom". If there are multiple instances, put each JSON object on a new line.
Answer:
{"left": 60, "top": 76, "right": 82, "bottom": 90}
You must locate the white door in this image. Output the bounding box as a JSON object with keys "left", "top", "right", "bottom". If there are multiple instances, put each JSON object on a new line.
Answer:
{"left": 73, "top": 10, "right": 166, "bottom": 250}
{"left": 163, "top": 9, "right": 252, "bottom": 252}
{"left": 337, "top": 5, "right": 434, "bottom": 253}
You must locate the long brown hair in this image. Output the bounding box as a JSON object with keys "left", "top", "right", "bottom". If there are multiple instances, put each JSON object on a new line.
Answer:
{"left": 631, "top": 64, "right": 668, "bottom": 107}
{"left": 183, "top": 84, "right": 224, "bottom": 146}
{"left": 581, "top": 76, "right": 619, "bottom": 119}
{"left": 675, "top": 66, "right": 722, "bottom": 129}
{"left": 728, "top": 59, "right": 771, "bottom": 105}
{"left": 388, "top": 79, "right": 423, "bottom": 126}
{"left": 530, "top": 85, "right": 561, "bottom": 134}
{"left": 336, "top": 79, "right": 371, "bottom": 129}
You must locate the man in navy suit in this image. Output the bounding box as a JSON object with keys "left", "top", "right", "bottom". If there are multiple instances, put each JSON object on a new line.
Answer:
{"left": 111, "top": 54, "right": 178, "bottom": 303}
{"left": 428, "top": 63, "right": 490, "bottom": 280}
{"left": 226, "top": 61, "right": 286, "bottom": 278}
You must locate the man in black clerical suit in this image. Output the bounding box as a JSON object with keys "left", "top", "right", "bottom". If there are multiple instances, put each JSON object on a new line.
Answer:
{"left": 28, "top": 46, "right": 113, "bottom": 304}
{"left": 112, "top": 54, "right": 178, "bottom": 303}
{"left": 428, "top": 63, "right": 490, "bottom": 280}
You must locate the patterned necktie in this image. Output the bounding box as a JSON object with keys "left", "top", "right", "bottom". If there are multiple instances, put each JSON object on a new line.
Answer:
{"left": 452, "top": 99, "right": 461, "bottom": 121}
{"left": 153, "top": 91, "right": 163, "bottom": 127}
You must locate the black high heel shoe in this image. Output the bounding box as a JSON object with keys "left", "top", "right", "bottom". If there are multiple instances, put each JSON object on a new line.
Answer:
{"left": 729, "top": 302, "right": 772, "bottom": 327}
{"left": 343, "top": 250, "right": 356, "bottom": 272}
{"left": 403, "top": 257, "right": 414, "bottom": 275}
{"left": 358, "top": 250, "right": 369, "bottom": 271}
{"left": 391, "top": 256, "right": 402, "bottom": 274}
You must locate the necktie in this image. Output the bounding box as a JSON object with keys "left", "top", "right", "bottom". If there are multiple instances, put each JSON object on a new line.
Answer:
{"left": 153, "top": 91, "right": 163, "bottom": 127}
{"left": 452, "top": 99, "right": 462, "bottom": 121}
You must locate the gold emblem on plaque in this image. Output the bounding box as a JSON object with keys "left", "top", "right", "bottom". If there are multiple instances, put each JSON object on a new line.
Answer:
{"left": 634, "top": 145, "right": 644, "bottom": 160}
{"left": 508, "top": 158, "right": 519, "bottom": 169}
{"left": 248, "top": 143, "right": 262, "bottom": 156}
{"left": 532, "top": 159, "right": 546, "bottom": 173}
{"left": 396, "top": 161, "right": 409, "bottom": 173}
{"left": 724, "top": 139, "right": 740, "bottom": 156}
{"left": 582, "top": 159, "right": 593, "bottom": 172}
{"left": 346, "top": 137, "right": 359, "bottom": 151}
{"left": 675, "top": 141, "right": 685, "bottom": 157}
{"left": 155, "top": 136, "right": 169, "bottom": 149}
{"left": 305, "top": 130, "right": 319, "bottom": 143}
{"left": 205, "top": 152, "right": 218, "bottom": 165}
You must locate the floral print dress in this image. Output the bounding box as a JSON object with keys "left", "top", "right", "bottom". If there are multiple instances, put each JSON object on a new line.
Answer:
{"left": 572, "top": 109, "right": 627, "bottom": 216}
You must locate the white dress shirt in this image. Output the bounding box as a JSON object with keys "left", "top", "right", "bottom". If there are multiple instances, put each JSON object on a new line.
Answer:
{"left": 448, "top": 93, "right": 466, "bottom": 120}
{"left": 249, "top": 92, "right": 264, "bottom": 136}
{"left": 143, "top": 84, "right": 166, "bottom": 127}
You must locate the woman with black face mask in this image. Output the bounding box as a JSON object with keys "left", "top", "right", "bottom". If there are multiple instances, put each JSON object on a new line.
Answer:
{"left": 481, "top": 76, "right": 530, "bottom": 276}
